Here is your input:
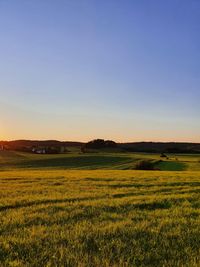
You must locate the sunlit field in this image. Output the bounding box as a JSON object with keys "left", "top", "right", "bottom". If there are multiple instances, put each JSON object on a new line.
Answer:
{"left": 0, "top": 150, "right": 200, "bottom": 171}
{"left": 0, "top": 151, "right": 200, "bottom": 266}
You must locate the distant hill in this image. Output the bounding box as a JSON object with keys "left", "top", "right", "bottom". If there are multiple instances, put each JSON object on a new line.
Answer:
{"left": 119, "top": 142, "right": 200, "bottom": 154}
{"left": 0, "top": 139, "right": 199, "bottom": 154}
{"left": 0, "top": 140, "right": 83, "bottom": 152}
{"left": 82, "top": 139, "right": 200, "bottom": 154}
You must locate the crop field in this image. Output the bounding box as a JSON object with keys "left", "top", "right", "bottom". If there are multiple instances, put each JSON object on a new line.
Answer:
{"left": 0, "top": 151, "right": 200, "bottom": 266}
{"left": 0, "top": 150, "right": 199, "bottom": 171}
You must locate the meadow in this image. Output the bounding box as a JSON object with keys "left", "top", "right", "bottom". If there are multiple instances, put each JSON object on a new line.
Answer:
{"left": 0, "top": 151, "right": 200, "bottom": 266}
{"left": 0, "top": 150, "right": 199, "bottom": 171}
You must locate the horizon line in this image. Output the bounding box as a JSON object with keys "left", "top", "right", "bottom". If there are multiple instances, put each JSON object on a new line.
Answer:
{"left": 1, "top": 139, "right": 200, "bottom": 144}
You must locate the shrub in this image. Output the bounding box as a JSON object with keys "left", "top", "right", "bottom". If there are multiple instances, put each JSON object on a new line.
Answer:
{"left": 135, "top": 160, "right": 155, "bottom": 170}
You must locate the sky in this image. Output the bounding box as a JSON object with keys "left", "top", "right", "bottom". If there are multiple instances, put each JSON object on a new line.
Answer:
{"left": 0, "top": 0, "right": 199, "bottom": 142}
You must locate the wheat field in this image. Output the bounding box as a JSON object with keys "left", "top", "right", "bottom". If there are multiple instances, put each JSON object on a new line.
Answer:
{"left": 0, "top": 168, "right": 200, "bottom": 267}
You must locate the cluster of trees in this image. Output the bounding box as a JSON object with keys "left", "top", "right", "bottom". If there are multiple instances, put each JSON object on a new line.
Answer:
{"left": 0, "top": 140, "right": 83, "bottom": 154}
{"left": 82, "top": 139, "right": 117, "bottom": 151}
{"left": 135, "top": 160, "right": 156, "bottom": 170}
{"left": 120, "top": 142, "right": 200, "bottom": 154}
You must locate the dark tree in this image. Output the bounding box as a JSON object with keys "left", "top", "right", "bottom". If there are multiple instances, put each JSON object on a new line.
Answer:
{"left": 84, "top": 139, "right": 117, "bottom": 149}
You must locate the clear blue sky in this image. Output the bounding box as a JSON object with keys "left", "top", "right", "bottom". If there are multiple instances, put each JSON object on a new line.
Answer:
{"left": 0, "top": 0, "right": 199, "bottom": 142}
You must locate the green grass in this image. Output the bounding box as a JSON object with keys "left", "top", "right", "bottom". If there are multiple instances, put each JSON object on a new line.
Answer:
{"left": 155, "top": 160, "right": 186, "bottom": 171}
{"left": 0, "top": 150, "right": 200, "bottom": 171}
{"left": 0, "top": 169, "right": 200, "bottom": 266}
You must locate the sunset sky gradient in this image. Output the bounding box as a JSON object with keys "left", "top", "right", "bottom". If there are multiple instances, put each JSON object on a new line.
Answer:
{"left": 0, "top": 0, "right": 199, "bottom": 142}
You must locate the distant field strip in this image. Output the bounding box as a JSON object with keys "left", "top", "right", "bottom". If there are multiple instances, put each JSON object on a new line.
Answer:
{"left": 0, "top": 151, "right": 200, "bottom": 171}
{"left": 0, "top": 170, "right": 200, "bottom": 266}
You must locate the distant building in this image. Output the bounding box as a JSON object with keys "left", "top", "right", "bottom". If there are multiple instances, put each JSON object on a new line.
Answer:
{"left": 32, "top": 147, "right": 46, "bottom": 154}
{"left": 31, "top": 145, "right": 67, "bottom": 154}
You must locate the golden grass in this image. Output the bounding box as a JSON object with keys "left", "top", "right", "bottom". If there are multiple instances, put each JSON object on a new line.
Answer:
{"left": 0, "top": 169, "right": 200, "bottom": 266}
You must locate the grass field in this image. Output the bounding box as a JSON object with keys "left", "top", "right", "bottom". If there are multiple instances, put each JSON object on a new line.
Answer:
{"left": 0, "top": 150, "right": 200, "bottom": 171}
{"left": 0, "top": 151, "right": 200, "bottom": 266}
